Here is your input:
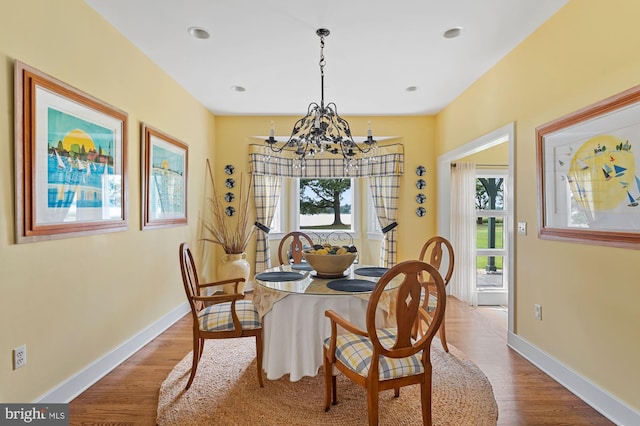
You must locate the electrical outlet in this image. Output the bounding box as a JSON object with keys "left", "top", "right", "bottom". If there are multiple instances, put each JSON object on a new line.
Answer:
{"left": 534, "top": 304, "right": 542, "bottom": 320}
{"left": 518, "top": 221, "right": 527, "bottom": 235}
{"left": 13, "top": 345, "right": 26, "bottom": 369}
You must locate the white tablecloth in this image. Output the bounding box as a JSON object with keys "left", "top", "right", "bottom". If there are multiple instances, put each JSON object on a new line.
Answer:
{"left": 262, "top": 293, "right": 385, "bottom": 381}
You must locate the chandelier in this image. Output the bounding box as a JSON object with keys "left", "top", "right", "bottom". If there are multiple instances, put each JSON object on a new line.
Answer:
{"left": 265, "top": 28, "right": 378, "bottom": 171}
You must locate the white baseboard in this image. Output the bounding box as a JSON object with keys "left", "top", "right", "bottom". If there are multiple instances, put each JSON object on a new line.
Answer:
{"left": 508, "top": 332, "right": 639, "bottom": 426}
{"left": 36, "top": 302, "right": 190, "bottom": 403}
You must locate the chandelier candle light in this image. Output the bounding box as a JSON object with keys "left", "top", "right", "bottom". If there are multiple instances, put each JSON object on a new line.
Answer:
{"left": 264, "top": 28, "right": 378, "bottom": 172}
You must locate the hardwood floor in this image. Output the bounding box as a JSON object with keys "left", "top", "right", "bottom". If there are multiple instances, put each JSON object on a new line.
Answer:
{"left": 69, "top": 296, "right": 614, "bottom": 425}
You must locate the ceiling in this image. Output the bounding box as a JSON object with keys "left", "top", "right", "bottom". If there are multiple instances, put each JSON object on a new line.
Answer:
{"left": 84, "top": 0, "right": 568, "bottom": 116}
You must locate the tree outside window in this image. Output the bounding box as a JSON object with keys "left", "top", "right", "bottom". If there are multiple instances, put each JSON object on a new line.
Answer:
{"left": 299, "top": 178, "right": 352, "bottom": 230}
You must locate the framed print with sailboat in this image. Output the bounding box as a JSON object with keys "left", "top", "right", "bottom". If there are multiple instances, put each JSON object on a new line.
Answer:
{"left": 141, "top": 124, "right": 188, "bottom": 230}
{"left": 536, "top": 84, "right": 640, "bottom": 249}
{"left": 14, "top": 61, "right": 128, "bottom": 243}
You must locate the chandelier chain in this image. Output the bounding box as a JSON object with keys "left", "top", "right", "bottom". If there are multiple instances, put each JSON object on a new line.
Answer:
{"left": 319, "top": 34, "right": 325, "bottom": 107}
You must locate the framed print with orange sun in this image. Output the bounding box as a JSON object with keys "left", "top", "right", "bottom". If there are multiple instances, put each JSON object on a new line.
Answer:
{"left": 537, "top": 84, "right": 640, "bottom": 249}
{"left": 14, "top": 61, "right": 128, "bottom": 243}
{"left": 141, "top": 124, "right": 188, "bottom": 230}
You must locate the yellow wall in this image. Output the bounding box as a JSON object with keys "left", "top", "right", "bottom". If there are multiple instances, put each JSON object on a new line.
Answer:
{"left": 459, "top": 143, "right": 508, "bottom": 166}
{"left": 437, "top": 0, "right": 639, "bottom": 411}
{"left": 4, "top": 0, "right": 636, "bottom": 415}
{"left": 0, "top": 0, "right": 215, "bottom": 402}
{"left": 214, "top": 115, "right": 438, "bottom": 274}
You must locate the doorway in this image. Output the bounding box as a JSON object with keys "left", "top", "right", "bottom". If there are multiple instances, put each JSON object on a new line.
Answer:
{"left": 437, "top": 122, "right": 515, "bottom": 333}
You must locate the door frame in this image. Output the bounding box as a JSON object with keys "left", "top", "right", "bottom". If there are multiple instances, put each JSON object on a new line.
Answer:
{"left": 437, "top": 122, "right": 515, "bottom": 332}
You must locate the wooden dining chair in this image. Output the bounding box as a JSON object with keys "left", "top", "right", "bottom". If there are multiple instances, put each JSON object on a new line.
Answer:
{"left": 277, "top": 231, "right": 314, "bottom": 265}
{"left": 179, "top": 242, "right": 264, "bottom": 390}
{"left": 323, "top": 260, "right": 446, "bottom": 426}
{"left": 417, "top": 236, "right": 455, "bottom": 352}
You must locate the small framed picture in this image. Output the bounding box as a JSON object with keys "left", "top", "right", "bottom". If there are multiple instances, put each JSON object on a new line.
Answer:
{"left": 416, "top": 179, "right": 426, "bottom": 190}
{"left": 416, "top": 193, "right": 426, "bottom": 204}
{"left": 416, "top": 207, "right": 426, "bottom": 217}
{"left": 416, "top": 165, "right": 426, "bottom": 176}
{"left": 225, "top": 206, "right": 236, "bottom": 216}
{"left": 224, "top": 192, "right": 235, "bottom": 202}
{"left": 141, "top": 124, "right": 188, "bottom": 230}
{"left": 224, "top": 164, "right": 235, "bottom": 175}
{"left": 225, "top": 178, "right": 235, "bottom": 188}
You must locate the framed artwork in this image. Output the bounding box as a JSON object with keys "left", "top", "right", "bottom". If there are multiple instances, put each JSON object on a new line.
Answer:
{"left": 14, "top": 61, "right": 128, "bottom": 243}
{"left": 536, "top": 84, "right": 640, "bottom": 248}
{"left": 141, "top": 124, "right": 188, "bottom": 229}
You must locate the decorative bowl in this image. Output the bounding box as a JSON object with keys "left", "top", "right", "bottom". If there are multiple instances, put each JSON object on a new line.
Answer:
{"left": 302, "top": 251, "right": 357, "bottom": 278}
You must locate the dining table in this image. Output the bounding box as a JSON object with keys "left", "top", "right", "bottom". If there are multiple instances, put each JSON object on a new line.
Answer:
{"left": 253, "top": 263, "right": 399, "bottom": 382}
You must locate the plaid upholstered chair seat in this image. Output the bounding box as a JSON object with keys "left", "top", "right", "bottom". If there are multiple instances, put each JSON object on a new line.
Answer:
{"left": 198, "top": 300, "right": 261, "bottom": 332}
{"left": 179, "top": 242, "right": 264, "bottom": 390}
{"left": 325, "top": 328, "right": 424, "bottom": 381}
{"left": 324, "top": 260, "right": 447, "bottom": 426}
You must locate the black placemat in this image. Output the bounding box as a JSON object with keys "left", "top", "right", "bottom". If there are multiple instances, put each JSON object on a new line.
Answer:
{"left": 255, "top": 271, "right": 305, "bottom": 282}
{"left": 291, "top": 263, "right": 313, "bottom": 271}
{"left": 327, "top": 279, "right": 376, "bottom": 292}
{"left": 354, "top": 267, "right": 388, "bottom": 277}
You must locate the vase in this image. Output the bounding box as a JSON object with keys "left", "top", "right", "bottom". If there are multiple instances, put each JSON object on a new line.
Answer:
{"left": 218, "top": 252, "right": 250, "bottom": 294}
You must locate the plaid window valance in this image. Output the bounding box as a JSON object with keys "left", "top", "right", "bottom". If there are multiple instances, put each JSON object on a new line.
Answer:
{"left": 249, "top": 144, "right": 404, "bottom": 178}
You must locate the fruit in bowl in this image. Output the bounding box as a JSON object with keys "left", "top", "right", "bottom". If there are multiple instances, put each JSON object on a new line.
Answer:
{"left": 302, "top": 245, "right": 358, "bottom": 278}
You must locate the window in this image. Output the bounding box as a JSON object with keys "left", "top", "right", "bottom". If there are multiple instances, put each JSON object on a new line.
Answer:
{"left": 269, "top": 195, "right": 282, "bottom": 234}
{"left": 269, "top": 178, "right": 363, "bottom": 237}
{"left": 298, "top": 178, "right": 354, "bottom": 232}
{"left": 367, "top": 184, "right": 382, "bottom": 238}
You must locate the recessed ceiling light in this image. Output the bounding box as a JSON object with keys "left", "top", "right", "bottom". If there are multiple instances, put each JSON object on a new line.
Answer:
{"left": 443, "top": 27, "right": 463, "bottom": 39}
{"left": 187, "top": 26, "right": 210, "bottom": 40}
{"left": 231, "top": 85, "right": 246, "bottom": 92}
{"left": 406, "top": 86, "right": 418, "bottom": 92}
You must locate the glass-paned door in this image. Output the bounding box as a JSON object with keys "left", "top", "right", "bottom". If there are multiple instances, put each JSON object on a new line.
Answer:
{"left": 476, "top": 172, "right": 508, "bottom": 303}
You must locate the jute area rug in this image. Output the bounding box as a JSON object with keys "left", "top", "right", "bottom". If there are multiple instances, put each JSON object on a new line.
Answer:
{"left": 157, "top": 338, "right": 498, "bottom": 425}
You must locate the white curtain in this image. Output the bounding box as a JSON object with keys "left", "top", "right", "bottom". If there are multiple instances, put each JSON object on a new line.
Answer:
{"left": 449, "top": 162, "right": 477, "bottom": 306}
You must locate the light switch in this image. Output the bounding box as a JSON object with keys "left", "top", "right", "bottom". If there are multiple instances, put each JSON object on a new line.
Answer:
{"left": 517, "top": 221, "right": 527, "bottom": 235}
